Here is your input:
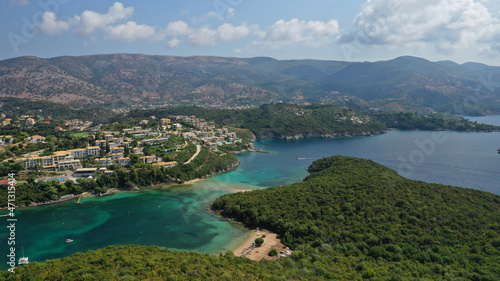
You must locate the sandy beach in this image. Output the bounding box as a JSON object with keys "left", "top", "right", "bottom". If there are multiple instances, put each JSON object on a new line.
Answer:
{"left": 231, "top": 229, "right": 292, "bottom": 261}
{"left": 230, "top": 189, "right": 252, "bottom": 193}
{"left": 183, "top": 178, "right": 205, "bottom": 185}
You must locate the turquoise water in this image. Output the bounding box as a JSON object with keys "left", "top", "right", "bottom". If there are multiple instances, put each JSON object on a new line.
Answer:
{"left": 1, "top": 116, "right": 500, "bottom": 269}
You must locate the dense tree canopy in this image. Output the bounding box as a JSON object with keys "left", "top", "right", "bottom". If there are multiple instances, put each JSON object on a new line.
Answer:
{"left": 213, "top": 156, "right": 500, "bottom": 280}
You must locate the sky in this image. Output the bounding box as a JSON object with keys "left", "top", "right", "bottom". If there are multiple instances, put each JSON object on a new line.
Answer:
{"left": 1, "top": 0, "right": 500, "bottom": 65}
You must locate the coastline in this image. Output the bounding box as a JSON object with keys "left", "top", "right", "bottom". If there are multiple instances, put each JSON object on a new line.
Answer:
{"left": 7, "top": 158, "right": 241, "bottom": 210}
{"left": 229, "top": 229, "right": 291, "bottom": 261}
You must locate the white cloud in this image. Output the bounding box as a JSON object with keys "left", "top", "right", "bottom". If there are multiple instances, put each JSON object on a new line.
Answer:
{"left": 188, "top": 27, "right": 218, "bottom": 46}
{"left": 216, "top": 23, "right": 252, "bottom": 41}
{"left": 106, "top": 21, "right": 156, "bottom": 42}
{"left": 33, "top": 2, "right": 157, "bottom": 43}
{"left": 193, "top": 11, "right": 220, "bottom": 24}
{"left": 75, "top": 2, "right": 134, "bottom": 35}
{"left": 166, "top": 20, "right": 192, "bottom": 36}
{"left": 226, "top": 8, "right": 236, "bottom": 18}
{"left": 188, "top": 23, "right": 253, "bottom": 47}
{"left": 253, "top": 18, "right": 340, "bottom": 49}
{"left": 167, "top": 38, "right": 181, "bottom": 48}
{"left": 38, "top": 12, "right": 71, "bottom": 35}
{"left": 346, "top": 0, "right": 500, "bottom": 56}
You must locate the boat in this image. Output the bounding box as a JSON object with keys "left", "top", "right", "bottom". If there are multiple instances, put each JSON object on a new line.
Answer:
{"left": 18, "top": 257, "right": 29, "bottom": 265}
{"left": 18, "top": 246, "right": 29, "bottom": 265}
{"left": 65, "top": 239, "right": 74, "bottom": 243}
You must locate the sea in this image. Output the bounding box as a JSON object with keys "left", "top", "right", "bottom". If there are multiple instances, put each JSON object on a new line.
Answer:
{"left": 1, "top": 115, "right": 499, "bottom": 270}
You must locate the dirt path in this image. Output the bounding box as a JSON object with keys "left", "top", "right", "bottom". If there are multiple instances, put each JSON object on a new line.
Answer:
{"left": 184, "top": 144, "right": 201, "bottom": 164}
{"left": 232, "top": 229, "right": 292, "bottom": 261}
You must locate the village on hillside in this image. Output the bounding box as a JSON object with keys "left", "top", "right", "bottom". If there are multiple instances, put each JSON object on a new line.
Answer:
{"left": 0, "top": 113, "right": 247, "bottom": 186}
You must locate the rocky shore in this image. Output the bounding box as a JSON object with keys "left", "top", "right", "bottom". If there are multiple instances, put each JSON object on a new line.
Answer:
{"left": 257, "top": 130, "right": 386, "bottom": 140}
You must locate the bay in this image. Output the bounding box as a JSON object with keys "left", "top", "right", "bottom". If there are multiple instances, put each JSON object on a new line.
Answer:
{"left": 1, "top": 116, "right": 499, "bottom": 270}
{"left": 465, "top": 115, "right": 500, "bottom": 126}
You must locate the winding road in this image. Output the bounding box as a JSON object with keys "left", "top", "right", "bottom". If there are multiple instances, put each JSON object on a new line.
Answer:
{"left": 184, "top": 144, "right": 201, "bottom": 164}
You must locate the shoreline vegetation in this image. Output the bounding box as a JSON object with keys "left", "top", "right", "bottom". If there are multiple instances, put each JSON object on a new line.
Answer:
{"left": 211, "top": 156, "right": 500, "bottom": 280}
{"left": 114, "top": 104, "right": 500, "bottom": 139}
{"left": 4, "top": 156, "right": 499, "bottom": 280}
{"left": 1, "top": 157, "right": 242, "bottom": 210}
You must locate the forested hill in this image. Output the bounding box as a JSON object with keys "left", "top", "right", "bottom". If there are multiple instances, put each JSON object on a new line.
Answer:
{"left": 114, "top": 103, "right": 386, "bottom": 139}
{"left": 3, "top": 156, "right": 499, "bottom": 280}
{"left": 2, "top": 54, "right": 500, "bottom": 114}
{"left": 115, "top": 103, "right": 499, "bottom": 139}
{"left": 213, "top": 156, "right": 500, "bottom": 280}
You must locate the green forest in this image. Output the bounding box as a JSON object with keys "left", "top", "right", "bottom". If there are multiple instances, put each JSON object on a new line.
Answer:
{"left": 0, "top": 97, "right": 114, "bottom": 123}
{"left": 113, "top": 104, "right": 499, "bottom": 139}
{"left": 3, "top": 156, "right": 499, "bottom": 280}
{"left": 371, "top": 111, "right": 500, "bottom": 131}
{"left": 212, "top": 156, "right": 500, "bottom": 280}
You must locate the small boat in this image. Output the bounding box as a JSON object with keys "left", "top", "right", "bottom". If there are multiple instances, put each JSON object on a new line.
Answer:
{"left": 18, "top": 257, "right": 29, "bottom": 265}
{"left": 18, "top": 246, "right": 29, "bottom": 265}
{"left": 65, "top": 239, "right": 74, "bottom": 243}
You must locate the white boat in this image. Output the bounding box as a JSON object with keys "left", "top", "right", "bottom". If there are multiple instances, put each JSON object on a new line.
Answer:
{"left": 18, "top": 246, "right": 29, "bottom": 265}
{"left": 18, "top": 257, "right": 29, "bottom": 265}
{"left": 65, "top": 239, "right": 73, "bottom": 243}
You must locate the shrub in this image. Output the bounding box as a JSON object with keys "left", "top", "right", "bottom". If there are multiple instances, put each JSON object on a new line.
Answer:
{"left": 255, "top": 238, "right": 264, "bottom": 247}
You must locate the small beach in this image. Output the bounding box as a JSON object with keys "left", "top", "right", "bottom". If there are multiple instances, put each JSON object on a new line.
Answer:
{"left": 231, "top": 229, "right": 291, "bottom": 261}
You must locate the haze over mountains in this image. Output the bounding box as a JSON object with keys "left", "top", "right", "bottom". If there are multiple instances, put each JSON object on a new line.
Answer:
{"left": 1, "top": 54, "right": 500, "bottom": 115}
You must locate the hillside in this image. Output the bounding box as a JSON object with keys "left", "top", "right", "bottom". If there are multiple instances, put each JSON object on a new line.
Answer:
{"left": 3, "top": 156, "right": 499, "bottom": 280}
{"left": 2, "top": 54, "right": 500, "bottom": 115}
{"left": 113, "top": 103, "right": 387, "bottom": 139}
{"left": 0, "top": 97, "right": 115, "bottom": 123}
{"left": 112, "top": 104, "right": 499, "bottom": 139}
{"left": 213, "top": 156, "right": 500, "bottom": 280}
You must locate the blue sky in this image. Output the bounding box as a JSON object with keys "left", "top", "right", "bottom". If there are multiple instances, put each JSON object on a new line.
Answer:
{"left": 1, "top": 0, "right": 500, "bottom": 65}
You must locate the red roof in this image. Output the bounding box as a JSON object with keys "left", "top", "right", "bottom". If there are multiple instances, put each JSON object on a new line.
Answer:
{"left": 0, "top": 180, "right": 9, "bottom": 184}
{"left": 43, "top": 121, "right": 51, "bottom": 124}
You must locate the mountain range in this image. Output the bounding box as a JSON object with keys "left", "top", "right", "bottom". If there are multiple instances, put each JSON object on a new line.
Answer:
{"left": 1, "top": 54, "right": 500, "bottom": 115}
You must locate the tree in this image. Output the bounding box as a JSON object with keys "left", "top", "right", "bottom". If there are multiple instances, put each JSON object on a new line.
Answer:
{"left": 268, "top": 249, "right": 278, "bottom": 257}
{"left": 10, "top": 162, "right": 24, "bottom": 173}
{"left": 255, "top": 238, "right": 264, "bottom": 247}
{"left": 130, "top": 154, "right": 140, "bottom": 165}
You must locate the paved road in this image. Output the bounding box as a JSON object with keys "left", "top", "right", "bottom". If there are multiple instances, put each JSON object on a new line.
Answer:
{"left": 184, "top": 144, "right": 201, "bottom": 164}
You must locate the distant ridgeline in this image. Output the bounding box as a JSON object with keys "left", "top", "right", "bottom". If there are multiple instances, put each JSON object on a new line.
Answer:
{"left": 3, "top": 54, "right": 500, "bottom": 115}
{"left": 4, "top": 156, "right": 499, "bottom": 280}
{"left": 114, "top": 104, "right": 499, "bottom": 139}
